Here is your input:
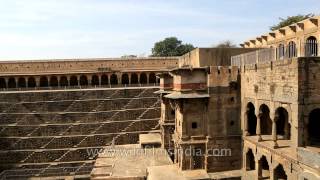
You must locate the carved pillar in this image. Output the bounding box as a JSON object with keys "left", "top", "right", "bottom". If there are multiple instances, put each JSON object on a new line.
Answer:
{"left": 272, "top": 115, "right": 278, "bottom": 148}
{"left": 256, "top": 112, "right": 262, "bottom": 141}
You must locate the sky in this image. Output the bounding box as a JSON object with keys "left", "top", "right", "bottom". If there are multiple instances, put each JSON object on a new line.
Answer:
{"left": 0, "top": 0, "right": 319, "bottom": 60}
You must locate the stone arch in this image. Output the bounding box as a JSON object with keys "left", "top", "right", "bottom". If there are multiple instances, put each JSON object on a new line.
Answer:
{"left": 305, "top": 36, "right": 318, "bottom": 57}
{"left": 110, "top": 74, "right": 118, "bottom": 85}
{"left": 121, "top": 73, "right": 129, "bottom": 85}
{"left": 259, "top": 104, "right": 272, "bottom": 135}
{"left": 149, "top": 73, "right": 156, "bottom": 84}
{"left": 18, "top": 77, "right": 26, "bottom": 88}
{"left": 27, "top": 77, "right": 36, "bottom": 88}
{"left": 299, "top": 171, "right": 320, "bottom": 180}
{"left": 246, "top": 102, "right": 257, "bottom": 135}
{"left": 0, "top": 78, "right": 6, "bottom": 88}
{"left": 59, "top": 76, "right": 68, "bottom": 87}
{"left": 40, "top": 76, "right": 49, "bottom": 87}
{"left": 91, "top": 75, "right": 99, "bottom": 86}
{"left": 277, "top": 43, "right": 285, "bottom": 60}
{"left": 70, "top": 76, "right": 78, "bottom": 86}
{"left": 49, "top": 76, "right": 58, "bottom": 87}
{"left": 245, "top": 148, "right": 255, "bottom": 171}
{"left": 308, "top": 108, "right": 320, "bottom": 146}
{"left": 273, "top": 164, "right": 288, "bottom": 180}
{"left": 79, "top": 75, "right": 88, "bottom": 86}
{"left": 275, "top": 107, "right": 290, "bottom": 140}
{"left": 8, "top": 78, "right": 16, "bottom": 88}
{"left": 131, "top": 73, "right": 138, "bottom": 84}
{"left": 287, "top": 41, "right": 297, "bottom": 58}
{"left": 101, "top": 74, "right": 109, "bottom": 85}
{"left": 258, "top": 155, "right": 270, "bottom": 179}
{"left": 140, "top": 73, "right": 147, "bottom": 84}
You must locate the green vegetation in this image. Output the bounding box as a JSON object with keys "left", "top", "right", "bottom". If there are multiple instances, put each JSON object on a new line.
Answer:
{"left": 151, "top": 37, "right": 195, "bottom": 57}
{"left": 270, "top": 14, "right": 313, "bottom": 31}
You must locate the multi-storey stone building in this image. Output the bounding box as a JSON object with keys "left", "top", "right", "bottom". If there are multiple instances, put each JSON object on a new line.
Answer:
{"left": 234, "top": 16, "right": 320, "bottom": 180}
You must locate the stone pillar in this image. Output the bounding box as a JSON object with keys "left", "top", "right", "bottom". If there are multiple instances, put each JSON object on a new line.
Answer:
{"left": 35, "top": 77, "right": 40, "bottom": 87}
{"left": 270, "top": 167, "right": 275, "bottom": 180}
{"left": 146, "top": 73, "right": 150, "bottom": 84}
{"left": 137, "top": 73, "right": 140, "bottom": 84}
{"left": 25, "top": 77, "right": 29, "bottom": 88}
{"left": 98, "top": 74, "right": 102, "bottom": 86}
{"left": 272, "top": 116, "right": 278, "bottom": 148}
{"left": 77, "top": 75, "right": 80, "bottom": 86}
{"left": 256, "top": 112, "right": 262, "bottom": 141}
{"left": 256, "top": 159, "right": 261, "bottom": 179}
{"left": 4, "top": 78, "right": 8, "bottom": 89}
{"left": 67, "top": 76, "right": 71, "bottom": 86}
{"left": 14, "top": 77, "right": 18, "bottom": 88}
{"left": 87, "top": 75, "right": 92, "bottom": 86}
{"left": 244, "top": 107, "right": 249, "bottom": 136}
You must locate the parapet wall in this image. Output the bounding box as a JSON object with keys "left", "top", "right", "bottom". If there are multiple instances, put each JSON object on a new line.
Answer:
{"left": 179, "top": 48, "right": 259, "bottom": 68}
{"left": 0, "top": 57, "right": 179, "bottom": 75}
{"left": 208, "top": 66, "right": 240, "bottom": 87}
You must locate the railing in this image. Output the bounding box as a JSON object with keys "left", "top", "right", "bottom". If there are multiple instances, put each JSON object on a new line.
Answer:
{"left": 0, "top": 83, "right": 160, "bottom": 92}
{"left": 231, "top": 48, "right": 276, "bottom": 67}
{"left": 232, "top": 42, "right": 319, "bottom": 67}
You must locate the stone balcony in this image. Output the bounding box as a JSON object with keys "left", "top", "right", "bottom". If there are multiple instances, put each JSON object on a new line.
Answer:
{"left": 244, "top": 135, "right": 298, "bottom": 162}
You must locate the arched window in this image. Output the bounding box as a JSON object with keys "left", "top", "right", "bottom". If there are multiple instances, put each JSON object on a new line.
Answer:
{"left": 50, "top": 76, "right": 58, "bottom": 87}
{"left": 246, "top": 149, "right": 255, "bottom": 171}
{"left": 40, "top": 76, "right": 48, "bottom": 87}
{"left": 149, "top": 73, "right": 156, "bottom": 84}
{"left": 140, "top": 73, "right": 147, "bottom": 84}
{"left": 277, "top": 43, "right": 285, "bottom": 60}
{"left": 274, "top": 164, "right": 287, "bottom": 180}
{"left": 287, "top": 41, "right": 297, "bottom": 58}
{"left": 91, "top": 75, "right": 99, "bottom": 86}
{"left": 121, "top": 74, "right": 129, "bottom": 85}
{"left": 101, "top": 74, "right": 109, "bottom": 85}
{"left": 131, "top": 73, "right": 138, "bottom": 84}
{"left": 275, "top": 107, "right": 290, "bottom": 140}
{"left": 259, "top": 104, "right": 272, "bottom": 135}
{"left": 305, "top": 36, "right": 318, "bottom": 57}
{"left": 60, "top": 76, "right": 68, "bottom": 87}
{"left": 18, "top": 77, "right": 26, "bottom": 88}
{"left": 258, "top": 156, "right": 270, "bottom": 179}
{"left": 246, "top": 102, "right": 257, "bottom": 135}
{"left": 110, "top": 74, "right": 118, "bottom": 85}
{"left": 70, "top": 76, "right": 78, "bottom": 86}
{"left": 28, "top": 77, "right": 36, "bottom": 88}
{"left": 8, "top": 78, "right": 16, "bottom": 88}
{"left": 79, "top": 75, "right": 88, "bottom": 86}
{"left": 308, "top": 109, "right": 320, "bottom": 146}
{"left": 0, "top": 78, "right": 6, "bottom": 88}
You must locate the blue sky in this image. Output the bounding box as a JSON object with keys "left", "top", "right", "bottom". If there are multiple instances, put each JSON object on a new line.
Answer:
{"left": 0, "top": 0, "right": 319, "bottom": 60}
